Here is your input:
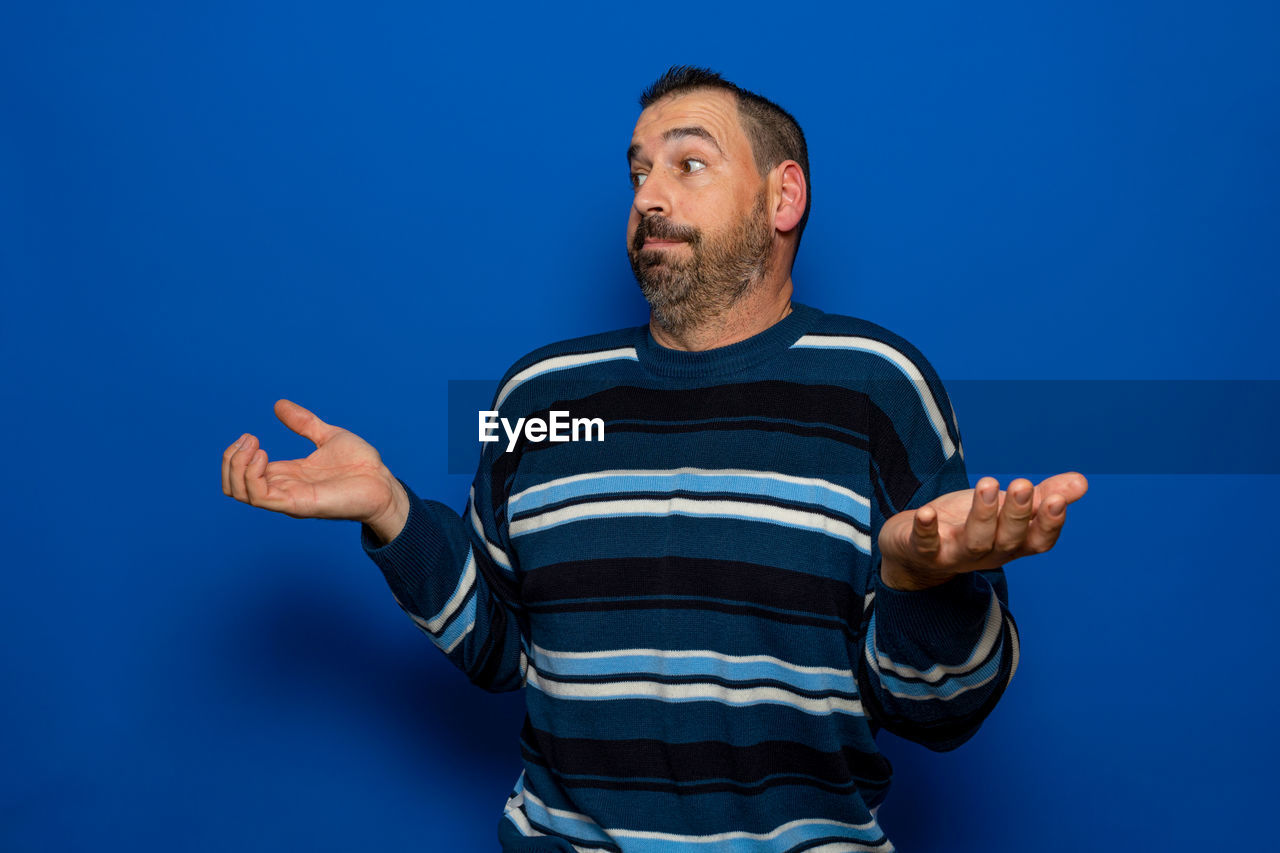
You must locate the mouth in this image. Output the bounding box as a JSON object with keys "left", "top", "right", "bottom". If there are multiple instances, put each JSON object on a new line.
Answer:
{"left": 633, "top": 216, "right": 698, "bottom": 253}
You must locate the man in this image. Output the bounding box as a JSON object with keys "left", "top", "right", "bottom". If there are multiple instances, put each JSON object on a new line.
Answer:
{"left": 223, "top": 67, "right": 1087, "bottom": 851}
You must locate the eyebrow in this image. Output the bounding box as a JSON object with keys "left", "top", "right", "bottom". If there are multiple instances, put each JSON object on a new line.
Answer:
{"left": 627, "top": 125, "right": 725, "bottom": 164}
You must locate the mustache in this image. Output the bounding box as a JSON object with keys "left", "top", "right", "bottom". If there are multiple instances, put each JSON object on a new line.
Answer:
{"left": 632, "top": 216, "right": 700, "bottom": 252}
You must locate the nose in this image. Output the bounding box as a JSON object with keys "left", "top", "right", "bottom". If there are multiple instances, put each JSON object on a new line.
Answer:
{"left": 632, "top": 168, "right": 672, "bottom": 219}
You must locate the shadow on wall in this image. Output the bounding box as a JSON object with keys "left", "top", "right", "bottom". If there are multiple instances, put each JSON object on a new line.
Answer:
{"left": 221, "top": 557, "right": 526, "bottom": 774}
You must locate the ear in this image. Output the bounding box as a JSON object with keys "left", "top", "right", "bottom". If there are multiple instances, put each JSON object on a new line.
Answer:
{"left": 772, "top": 161, "right": 807, "bottom": 234}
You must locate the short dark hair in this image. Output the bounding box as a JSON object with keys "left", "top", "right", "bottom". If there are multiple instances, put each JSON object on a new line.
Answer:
{"left": 639, "top": 65, "right": 811, "bottom": 247}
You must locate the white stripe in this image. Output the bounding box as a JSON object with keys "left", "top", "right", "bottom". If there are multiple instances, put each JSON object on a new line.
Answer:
{"left": 509, "top": 497, "right": 870, "bottom": 551}
{"left": 504, "top": 789, "right": 600, "bottom": 852}
{"left": 423, "top": 548, "right": 476, "bottom": 634}
{"left": 878, "top": 665, "right": 1000, "bottom": 701}
{"left": 469, "top": 486, "right": 512, "bottom": 571}
{"left": 1006, "top": 615, "right": 1020, "bottom": 681}
{"left": 525, "top": 668, "right": 863, "bottom": 716}
{"left": 533, "top": 643, "right": 852, "bottom": 679}
{"left": 405, "top": 607, "right": 475, "bottom": 654}
{"left": 951, "top": 401, "right": 964, "bottom": 461}
{"left": 509, "top": 467, "right": 870, "bottom": 511}
{"left": 520, "top": 787, "right": 613, "bottom": 846}
{"left": 495, "top": 347, "right": 638, "bottom": 408}
{"left": 792, "top": 334, "right": 956, "bottom": 459}
{"left": 804, "top": 843, "right": 892, "bottom": 853}
{"left": 608, "top": 815, "right": 878, "bottom": 844}
{"left": 521, "top": 787, "right": 599, "bottom": 828}
{"left": 440, "top": 616, "right": 475, "bottom": 655}
{"left": 503, "top": 790, "right": 540, "bottom": 837}
{"left": 874, "top": 587, "right": 1003, "bottom": 682}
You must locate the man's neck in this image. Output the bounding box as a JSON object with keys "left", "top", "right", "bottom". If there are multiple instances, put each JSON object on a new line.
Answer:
{"left": 649, "top": 279, "right": 795, "bottom": 352}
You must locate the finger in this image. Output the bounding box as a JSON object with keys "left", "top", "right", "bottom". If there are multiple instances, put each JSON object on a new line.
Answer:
{"left": 228, "top": 434, "right": 259, "bottom": 503}
{"left": 1024, "top": 493, "right": 1068, "bottom": 554}
{"left": 244, "top": 447, "right": 272, "bottom": 508}
{"left": 962, "top": 477, "right": 1001, "bottom": 558}
{"left": 222, "top": 434, "right": 248, "bottom": 496}
{"left": 911, "top": 505, "right": 941, "bottom": 557}
{"left": 274, "top": 399, "right": 337, "bottom": 447}
{"left": 1032, "top": 471, "right": 1089, "bottom": 513}
{"left": 994, "top": 477, "right": 1035, "bottom": 553}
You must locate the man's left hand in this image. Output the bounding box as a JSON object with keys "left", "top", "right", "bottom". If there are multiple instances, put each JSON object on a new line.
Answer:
{"left": 878, "top": 472, "right": 1089, "bottom": 591}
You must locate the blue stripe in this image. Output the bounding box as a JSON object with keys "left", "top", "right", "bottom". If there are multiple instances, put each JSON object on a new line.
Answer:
{"left": 533, "top": 649, "right": 858, "bottom": 696}
{"left": 619, "top": 819, "right": 886, "bottom": 853}
{"left": 425, "top": 548, "right": 474, "bottom": 627}
{"left": 517, "top": 797, "right": 612, "bottom": 846}
{"left": 511, "top": 471, "right": 869, "bottom": 525}
{"left": 436, "top": 591, "right": 477, "bottom": 652}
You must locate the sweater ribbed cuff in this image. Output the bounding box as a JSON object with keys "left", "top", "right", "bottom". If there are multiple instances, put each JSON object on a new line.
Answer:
{"left": 361, "top": 480, "right": 452, "bottom": 610}
{"left": 872, "top": 569, "right": 995, "bottom": 652}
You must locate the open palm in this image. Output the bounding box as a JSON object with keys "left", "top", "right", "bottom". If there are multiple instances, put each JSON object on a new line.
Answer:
{"left": 222, "top": 399, "right": 400, "bottom": 525}
{"left": 878, "top": 472, "right": 1089, "bottom": 589}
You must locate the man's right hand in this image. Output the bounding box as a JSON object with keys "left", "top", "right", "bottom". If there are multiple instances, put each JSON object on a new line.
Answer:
{"left": 221, "top": 399, "right": 410, "bottom": 544}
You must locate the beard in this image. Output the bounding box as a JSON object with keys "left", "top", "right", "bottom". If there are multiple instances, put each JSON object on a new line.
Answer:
{"left": 627, "top": 189, "right": 774, "bottom": 336}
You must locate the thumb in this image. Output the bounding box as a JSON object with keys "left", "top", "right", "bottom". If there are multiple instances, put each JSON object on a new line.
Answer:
{"left": 274, "top": 399, "right": 337, "bottom": 446}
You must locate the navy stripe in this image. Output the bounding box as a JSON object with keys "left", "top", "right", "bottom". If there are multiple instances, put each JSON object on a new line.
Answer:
{"left": 522, "top": 557, "right": 862, "bottom": 624}
{"left": 521, "top": 723, "right": 893, "bottom": 793}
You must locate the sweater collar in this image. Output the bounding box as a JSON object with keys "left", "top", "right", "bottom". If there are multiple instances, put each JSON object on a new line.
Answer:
{"left": 636, "top": 302, "right": 823, "bottom": 379}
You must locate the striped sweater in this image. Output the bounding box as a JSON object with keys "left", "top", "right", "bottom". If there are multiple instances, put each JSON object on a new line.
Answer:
{"left": 363, "top": 303, "right": 1019, "bottom": 852}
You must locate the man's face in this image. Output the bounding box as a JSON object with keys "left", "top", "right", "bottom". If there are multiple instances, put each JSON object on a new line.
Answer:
{"left": 625, "top": 89, "right": 774, "bottom": 333}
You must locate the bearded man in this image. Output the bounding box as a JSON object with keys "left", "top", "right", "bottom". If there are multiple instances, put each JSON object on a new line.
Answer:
{"left": 222, "top": 66, "right": 1087, "bottom": 851}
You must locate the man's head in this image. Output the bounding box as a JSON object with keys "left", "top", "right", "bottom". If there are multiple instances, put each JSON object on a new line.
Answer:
{"left": 625, "top": 66, "right": 810, "bottom": 335}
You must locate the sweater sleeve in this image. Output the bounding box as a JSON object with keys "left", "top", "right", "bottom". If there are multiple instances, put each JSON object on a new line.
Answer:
{"left": 361, "top": 453, "right": 527, "bottom": 693}
{"left": 858, "top": 450, "right": 1020, "bottom": 752}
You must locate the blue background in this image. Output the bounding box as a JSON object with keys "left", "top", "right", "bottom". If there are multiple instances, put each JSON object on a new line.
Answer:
{"left": 3, "top": 1, "right": 1277, "bottom": 850}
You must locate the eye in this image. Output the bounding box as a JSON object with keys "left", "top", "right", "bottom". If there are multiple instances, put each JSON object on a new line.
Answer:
{"left": 681, "top": 158, "right": 706, "bottom": 174}
{"left": 630, "top": 172, "right": 648, "bottom": 189}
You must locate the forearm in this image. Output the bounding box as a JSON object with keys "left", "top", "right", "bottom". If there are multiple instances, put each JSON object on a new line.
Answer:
{"left": 363, "top": 480, "right": 527, "bottom": 692}
{"left": 858, "top": 567, "right": 1019, "bottom": 751}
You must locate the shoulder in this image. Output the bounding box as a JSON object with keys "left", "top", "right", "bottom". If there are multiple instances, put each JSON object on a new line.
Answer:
{"left": 793, "top": 305, "right": 961, "bottom": 456}
{"left": 792, "top": 308, "right": 945, "bottom": 383}
{"left": 491, "top": 325, "right": 644, "bottom": 410}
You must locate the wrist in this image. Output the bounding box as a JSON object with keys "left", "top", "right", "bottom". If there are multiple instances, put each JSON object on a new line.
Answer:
{"left": 364, "top": 471, "right": 410, "bottom": 545}
{"left": 879, "top": 557, "right": 959, "bottom": 592}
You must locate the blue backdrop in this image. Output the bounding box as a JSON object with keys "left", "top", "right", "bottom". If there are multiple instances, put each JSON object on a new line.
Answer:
{"left": 3, "top": 1, "right": 1277, "bottom": 850}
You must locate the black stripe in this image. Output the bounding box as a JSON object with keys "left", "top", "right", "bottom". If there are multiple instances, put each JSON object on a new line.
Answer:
{"left": 521, "top": 721, "right": 893, "bottom": 792}
{"left": 465, "top": 548, "right": 526, "bottom": 690}
{"left": 601, "top": 418, "right": 869, "bottom": 447}
{"left": 790, "top": 835, "right": 891, "bottom": 852}
{"left": 522, "top": 557, "right": 863, "bottom": 625}
{"left": 489, "top": 382, "right": 924, "bottom": 515}
{"left": 866, "top": 396, "right": 923, "bottom": 512}
{"left": 525, "top": 597, "right": 850, "bottom": 634}
{"left": 519, "top": 767, "right": 882, "bottom": 797}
